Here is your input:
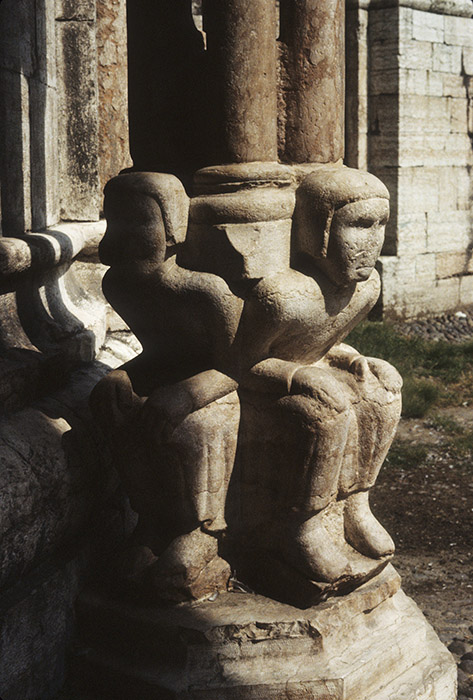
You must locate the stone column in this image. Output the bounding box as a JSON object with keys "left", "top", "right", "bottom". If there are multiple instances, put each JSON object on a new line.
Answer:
{"left": 204, "top": 0, "right": 278, "bottom": 163}
{"left": 0, "top": 0, "right": 60, "bottom": 234}
{"left": 345, "top": 3, "right": 369, "bottom": 171}
{"left": 56, "top": 0, "right": 101, "bottom": 221}
{"left": 96, "top": 0, "right": 132, "bottom": 195}
{"left": 280, "top": 0, "right": 345, "bottom": 164}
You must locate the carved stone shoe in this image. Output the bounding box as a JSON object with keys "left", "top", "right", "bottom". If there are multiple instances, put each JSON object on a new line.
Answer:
{"left": 344, "top": 490, "right": 395, "bottom": 559}
{"left": 278, "top": 512, "right": 352, "bottom": 583}
{"left": 145, "top": 527, "right": 231, "bottom": 603}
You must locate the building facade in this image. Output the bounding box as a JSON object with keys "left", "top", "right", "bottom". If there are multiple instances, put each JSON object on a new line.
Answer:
{"left": 346, "top": 0, "right": 473, "bottom": 319}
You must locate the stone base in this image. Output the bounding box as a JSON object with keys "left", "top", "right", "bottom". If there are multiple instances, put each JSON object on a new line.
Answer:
{"left": 73, "top": 566, "right": 456, "bottom": 699}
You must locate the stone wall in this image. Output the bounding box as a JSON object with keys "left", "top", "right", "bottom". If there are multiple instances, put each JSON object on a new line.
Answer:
{"left": 346, "top": 0, "right": 473, "bottom": 320}
{"left": 0, "top": 2, "right": 132, "bottom": 698}
{"left": 0, "top": 0, "right": 130, "bottom": 234}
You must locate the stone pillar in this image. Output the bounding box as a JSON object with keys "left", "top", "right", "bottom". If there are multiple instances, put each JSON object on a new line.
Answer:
{"left": 346, "top": 0, "right": 473, "bottom": 320}
{"left": 56, "top": 0, "right": 101, "bottom": 221}
{"left": 279, "top": 0, "right": 345, "bottom": 164}
{"left": 204, "top": 0, "right": 278, "bottom": 163}
{"left": 96, "top": 0, "right": 132, "bottom": 196}
{"left": 0, "top": 0, "right": 60, "bottom": 234}
{"left": 345, "top": 3, "right": 369, "bottom": 171}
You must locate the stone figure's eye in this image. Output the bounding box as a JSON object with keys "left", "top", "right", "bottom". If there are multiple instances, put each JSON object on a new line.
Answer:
{"left": 356, "top": 218, "right": 377, "bottom": 229}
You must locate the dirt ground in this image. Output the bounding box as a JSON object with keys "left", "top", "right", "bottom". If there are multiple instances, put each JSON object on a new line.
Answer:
{"left": 371, "top": 405, "right": 473, "bottom": 694}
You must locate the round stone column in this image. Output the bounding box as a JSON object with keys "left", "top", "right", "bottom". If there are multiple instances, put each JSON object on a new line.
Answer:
{"left": 204, "top": 0, "right": 278, "bottom": 163}
{"left": 280, "top": 0, "right": 345, "bottom": 164}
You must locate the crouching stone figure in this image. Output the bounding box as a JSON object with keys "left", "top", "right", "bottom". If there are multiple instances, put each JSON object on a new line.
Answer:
{"left": 90, "top": 165, "right": 402, "bottom": 606}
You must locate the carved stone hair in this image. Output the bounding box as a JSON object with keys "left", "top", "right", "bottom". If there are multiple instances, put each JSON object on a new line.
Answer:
{"left": 104, "top": 172, "right": 189, "bottom": 248}
{"left": 293, "top": 166, "right": 390, "bottom": 258}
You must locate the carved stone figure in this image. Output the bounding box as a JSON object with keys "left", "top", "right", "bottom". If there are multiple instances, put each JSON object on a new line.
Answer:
{"left": 90, "top": 163, "right": 401, "bottom": 606}
{"left": 231, "top": 167, "right": 402, "bottom": 602}
{"left": 90, "top": 172, "right": 242, "bottom": 601}
{"left": 81, "top": 6, "right": 457, "bottom": 699}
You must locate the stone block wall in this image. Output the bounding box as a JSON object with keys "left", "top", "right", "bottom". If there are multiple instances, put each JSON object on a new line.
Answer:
{"left": 346, "top": 0, "right": 473, "bottom": 320}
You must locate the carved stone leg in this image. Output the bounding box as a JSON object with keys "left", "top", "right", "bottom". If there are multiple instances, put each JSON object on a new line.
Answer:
{"left": 139, "top": 388, "right": 240, "bottom": 602}
{"left": 235, "top": 379, "right": 355, "bottom": 597}
{"left": 91, "top": 369, "right": 240, "bottom": 602}
{"left": 334, "top": 362, "right": 402, "bottom": 559}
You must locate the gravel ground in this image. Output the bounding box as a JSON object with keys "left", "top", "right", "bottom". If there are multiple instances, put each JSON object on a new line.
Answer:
{"left": 396, "top": 309, "right": 473, "bottom": 344}
{"left": 374, "top": 311, "right": 473, "bottom": 696}
{"left": 372, "top": 404, "right": 473, "bottom": 697}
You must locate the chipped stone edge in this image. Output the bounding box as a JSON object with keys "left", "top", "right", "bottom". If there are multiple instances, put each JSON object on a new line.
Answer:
{"left": 0, "top": 220, "right": 105, "bottom": 277}
{"left": 346, "top": 0, "right": 473, "bottom": 17}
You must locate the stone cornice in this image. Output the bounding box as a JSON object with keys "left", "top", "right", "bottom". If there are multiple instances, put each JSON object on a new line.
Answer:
{"left": 346, "top": 0, "right": 473, "bottom": 17}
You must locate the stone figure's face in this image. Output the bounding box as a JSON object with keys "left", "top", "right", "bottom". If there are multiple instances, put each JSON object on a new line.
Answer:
{"left": 321, "top": 198, "right": 389, "bottom": 287}
{"left": 100, "top": 191, "right": 165, "bottom": 267}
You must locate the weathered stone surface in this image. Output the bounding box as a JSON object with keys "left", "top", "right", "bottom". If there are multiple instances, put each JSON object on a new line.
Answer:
{"left": 55, "top": 0, "right": 96, "bottom": 21}
{"left": 396, "top": 213, "right": 428, "bottom": 256}
{"left": 0, "top": 224, "right": 108, "bottom": 414}
{"left": 96, "top": 0, "right": 131, "bottom": 195}
{"left": 205, "top": 0, "right": 278, "bottom": 163}
{"left": 0, "top": 69, "right": 32, "bottom": 235}
{"left": 459, "top": 274, "right": 473, "bottom": 305}
{"left": 56, "top": 19, "right": 100, "bottom": 221}
{"left": 436, "top": 251, "right": 473, "bottom": 279}
{"left": 345, "top": 6, "right": 369, "bottom": 170}
{"left": 348, "top": 0, "right": 472, "bottom": 17}
{"left": 0, "top": 332, "right": 140, "bottom": 700}
{"left": 464, "top": 47, "right": 473, "bottom": 74}
{"left": 0, "top": 0, "right": 36, "bottom": 77}
{"left": 427, "top": 210, "right": 471, "bottom": 252}
{"left": 0, "top": 0, "right": 110, "bottom": 236}
{"left": 412, "top": 8, "right": 445, "bottom": 41}
{"left": 433, "top": 42, "right": 462, "bottom": 72}
{"left": 0, "top": 363, "right": 107, "bottom": 589}
{"left": 90, "top": 165, "right": 401, "bottom": 608}
{"left": 0, "top": 558, "right": 80, "bottom": 700}
{"left": 74, "top": 566, "right": 456, "bottom": 699}
{"left": 444, "top": 13, "right": 473, "bottom": 46}
{"left": 279, "top": 0, "right": 345, "bottom": 163}
{"left": 348, "top": 0, "right": 473, "bottom": 318}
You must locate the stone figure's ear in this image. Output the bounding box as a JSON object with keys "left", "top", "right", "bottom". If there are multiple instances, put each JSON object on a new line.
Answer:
{"left": 292, "top": 175, "right": 333, "bottom": 261}
{"left": 320, "top": 213, "right": 333, "bottom": 259}
{"left": 145, "top": 173, "right": 190, "bottom": 248}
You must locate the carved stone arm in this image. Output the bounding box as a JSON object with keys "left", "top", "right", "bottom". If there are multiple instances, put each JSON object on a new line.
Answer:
{"left": 322, "top": 342, "right": 361, "bottom": 368}
{"left": 141, "top": 369, "right": 238, "bottom": 440}
{"left": 240, "top": 358, "right": 302, "bottom": 394}
{"left": 323, "top": 343, "right": 402, "bottom": 393}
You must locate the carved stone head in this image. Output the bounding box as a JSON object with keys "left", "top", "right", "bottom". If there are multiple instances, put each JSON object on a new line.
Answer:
{"left": 293, "top": 166, "right": 390, "bottom": 287}
{"left": 100, "top": 172, "right": 189, "bottom": 267}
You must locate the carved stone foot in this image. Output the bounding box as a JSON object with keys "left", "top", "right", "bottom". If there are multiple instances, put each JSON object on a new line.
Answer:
{"left": 344, "top": 490, "right": 395, "bottom": 559}
{"left": 115, "top": 544, "right": 159, "bottom": 582}
{"left": 232, "top": 501, "right": 392, "bottom": 607}
{"left": 144, "top": 527, "right": 231, "bottom": 603}
{"left": 111, "top": 521, "right": 163, "bottom": 596}
{"left": 281, "top": 512, "right": 352, "bottom": 583}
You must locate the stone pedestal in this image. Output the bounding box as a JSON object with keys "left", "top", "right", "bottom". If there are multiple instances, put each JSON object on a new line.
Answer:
{"left": 74, "top": 566, "right": 456, "bottom": 699}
